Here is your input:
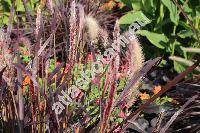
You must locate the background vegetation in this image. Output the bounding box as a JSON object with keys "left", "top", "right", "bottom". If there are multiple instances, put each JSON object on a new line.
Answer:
{"left": 117, "top": 0, "right": 200, "bottom": 73}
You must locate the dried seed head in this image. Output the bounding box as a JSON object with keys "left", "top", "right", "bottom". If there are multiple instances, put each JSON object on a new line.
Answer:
{"left": 122, "top": 32, "right": 145, "bottom": 106}
{"left": 85, "top": 16, "right": 100, "bottom": 42}
{"left": 125, "top": 32, "right": 144, "bottom": 77}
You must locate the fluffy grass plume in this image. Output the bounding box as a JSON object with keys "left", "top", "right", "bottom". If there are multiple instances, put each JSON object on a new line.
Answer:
{"left": 85, "top": 16, "right": 100, "bottom": 42}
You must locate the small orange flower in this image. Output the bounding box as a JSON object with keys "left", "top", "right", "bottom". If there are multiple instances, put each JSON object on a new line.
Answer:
{"left": 153, "top": 86, "right": 162, "bottom": 95}
{"left": 63, "top": 122, "right": 66, "bottom": 129}
{"left": 118, "top": 2, "right": 125, "bottom": 8}
{"left": 39, "top": 101, "right": 45, "bottom": 112}
{"left": 107, "top": 0, "right": 115, "bottom": 8}
{"left": 100, "top": 0, "right": 116, "bottom": 10}
{"left": 139, "top": 92, "right": 150, "bottom": 100}
{"left": 23, "top": 76, "right": 31, "bottom": 86}
{"left": 22, "top": 76, "right": 31, "bottom": 93}
{"left": 61, "top": 76, "right": 65, "bottom": 83}
{"left": 23, "top": 51, "right": 29, "bottom": 56}
{"left": 75, "top": 127, "right": 80, "bottom": 133}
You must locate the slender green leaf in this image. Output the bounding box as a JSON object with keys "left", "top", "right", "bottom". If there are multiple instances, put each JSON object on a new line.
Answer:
{"left": 142, "top": 0, "right": 156, "bottom": 14}
{"left": 161, "top": 0, "right": 179, "bottom": 25}
{"left": 16, "top": 0, "right": 25, "bottom": 12}
{"left": 119, "top": 11, "right": 151, "bottom": 25}
{"left": 131, "top": 0, "right": 142, "bottom": 10}
{"left": 177, "top": 30, "right": 193, "bottom": 38}
{"left": 137, "top": 30, "right": 169, "bottom": 49}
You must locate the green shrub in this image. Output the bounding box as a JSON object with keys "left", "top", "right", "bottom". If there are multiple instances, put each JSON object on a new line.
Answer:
{"left": 118, "top": 0, "right": 200, "bottom": 72}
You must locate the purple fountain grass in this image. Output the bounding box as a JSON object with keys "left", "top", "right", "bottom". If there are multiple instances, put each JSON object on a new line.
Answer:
{"left": 1, "top": 0, "right": 198, "bottom": 132}
{"left": 100, "top": 60, "right": 117, "bottom": 133}
{"left": 69, "top": 0, "right": 77, "bottom": 64}
{"left": 100, "top": 22, "right": 121, "bottom": 132}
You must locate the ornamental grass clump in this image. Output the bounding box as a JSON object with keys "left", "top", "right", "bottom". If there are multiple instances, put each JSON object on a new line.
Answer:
{"left": 0, "top": 0, "right": 199, "bottom": 133}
